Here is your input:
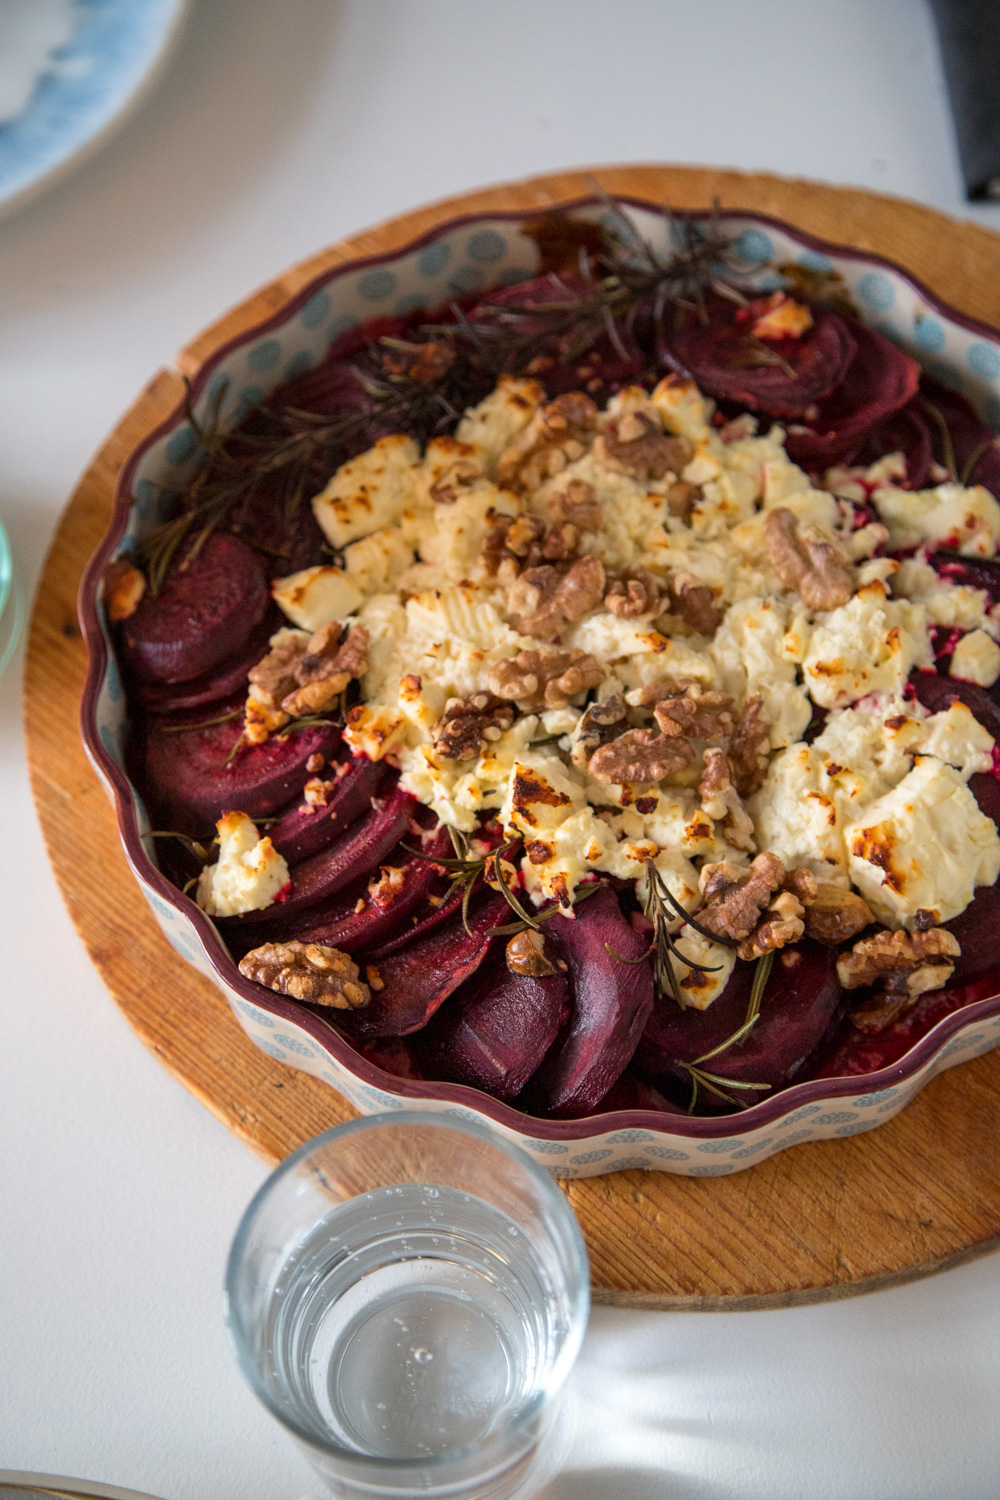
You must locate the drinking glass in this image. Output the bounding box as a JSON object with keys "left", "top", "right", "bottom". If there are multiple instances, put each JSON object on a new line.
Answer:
{"left": 224, "top": 1112, "right": 590, "bottom": 1498}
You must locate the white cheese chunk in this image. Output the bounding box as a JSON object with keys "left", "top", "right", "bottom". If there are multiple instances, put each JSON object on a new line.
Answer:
{"left": 196, "top": 811, "right": 290, "bottom": 917}
{"left": 802, "top": 583, "right": 931, "bottom": 708}
{"left": 312, "top": 434, "right": 421, "bottom": 547}
{"left": 710, "top": 596, "right": 812, "bottom": 747}
{"left": 669, "top": 927, "right": 737, "bottom": 1011}
{"left": 872, "top": 481, "right": 1000, "bottom": 558}
{"left": 454, "top": 376, "right": 543, "bottom": 477}
{"left": 845, "top": 758, "right": 1000, "bottom": 927}
{"left": 271, "top": 566, "right": 363, "bottom": 631}
{"left": 949, "top": 629, "right": 1000, "bottom": 688}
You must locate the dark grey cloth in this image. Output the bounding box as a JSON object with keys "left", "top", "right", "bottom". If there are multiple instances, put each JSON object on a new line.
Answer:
{"left": 929, "top": 0, "right": 1000, "bottom": 200}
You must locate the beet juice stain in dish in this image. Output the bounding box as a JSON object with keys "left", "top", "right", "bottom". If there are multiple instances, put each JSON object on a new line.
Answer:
{"left": 108, "top": 203, "right": 1000, "bottom": 1122}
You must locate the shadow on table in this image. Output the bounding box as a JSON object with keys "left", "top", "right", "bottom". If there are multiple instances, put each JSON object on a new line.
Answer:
{"left": 539, "top": 1465, "right": 727, "bottom": 1500}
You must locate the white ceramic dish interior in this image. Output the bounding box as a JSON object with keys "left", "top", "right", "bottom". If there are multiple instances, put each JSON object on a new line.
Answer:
{"left": 79, "top": 197, "right": 1000, "bottom": 1177}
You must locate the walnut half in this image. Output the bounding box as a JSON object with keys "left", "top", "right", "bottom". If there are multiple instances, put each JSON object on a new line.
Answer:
{"left": 432, "top": 693, "right": 516, "bottom": 762}
{"left": 489, "top": 647, "right": 604, "bottom": 710}
{"left": 764, "top": 507, "right": 853, "bottom": 611}
{"left": 239, "top": 941, "right": 371, "bottom": 1009}
{"left": 837, "top": 927, "right": 959, "bottom": 1005}
{"left": 588, "top": 727, "right": 693, "bottom": 785}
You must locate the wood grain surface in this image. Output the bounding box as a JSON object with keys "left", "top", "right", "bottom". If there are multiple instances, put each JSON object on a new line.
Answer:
{"left": 24, "top": 165, "right": 1000, "bottom": 1309}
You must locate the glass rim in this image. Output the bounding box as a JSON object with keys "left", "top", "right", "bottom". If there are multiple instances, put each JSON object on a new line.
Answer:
{"left": 223, "top": 1109, "right": 591, "bottom": 1473}
{"left": 0, "top": 519, "right": 11, "bottom": 621}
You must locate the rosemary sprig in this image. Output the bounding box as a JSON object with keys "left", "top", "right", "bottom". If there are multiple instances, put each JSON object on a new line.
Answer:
{"left": 679, "top": 949, "right": 775, "bottom": 1114}
{"left": 920, "top": 398, "right": 958, "bottom": 481}
{"left": 144, "top": 829, "right": 214, "bottom": 861}
{"left": 685, "top": 1065, "right": 772, "bottom": 1114}
{"left": 641, "top": 857, "right": 733, "bottom": 1008}
{"left": 960, "top": 438, "right": 996, "bottom": 486}
{"left": 160, "top": 706, "right": 243, "bottom": 734}
{"left": 486, "top": 878, "right": 602, "bottom": 936}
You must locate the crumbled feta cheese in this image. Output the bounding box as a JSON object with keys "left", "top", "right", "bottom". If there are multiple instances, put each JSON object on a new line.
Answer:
{"left": 196, "top": 811, "right": 290, "bottom": 917}
{"left": 872, "top": 481, "right": 1000, "bottom": 558}
{"left": 845, "top": 758, "right": 1000, "bottom": 927}
{"left": 312, "top": 434, "right": 421, "bottom": 547}
{"left": 893, "top": 555, "right": 998, "bottom": 637}
{"left": 271, "top": 565, "right": 362, "bottom": 631}
{"left": 670, "top": 927, "right": 737, "bottom": 1010}
{"left": 711, "top": 596, "right": 812, "bottom": 746}
{"left": 802, "top": 583, "right": 932, "bottom": 708}
{"left": 949, "top": 629, "right": 1000, "bottom": 688}
{"left": 454, "top": 376, "right": 543, "bottom": 476}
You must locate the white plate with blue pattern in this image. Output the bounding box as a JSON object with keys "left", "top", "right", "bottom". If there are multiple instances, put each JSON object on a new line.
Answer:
{"left": 0, "top": 0, "right": 190, "bottom": 218}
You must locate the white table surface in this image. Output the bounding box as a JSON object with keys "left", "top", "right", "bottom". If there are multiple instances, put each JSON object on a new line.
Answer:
{"left": 3, "top": 2, "right": 1000, "bottom": 1495}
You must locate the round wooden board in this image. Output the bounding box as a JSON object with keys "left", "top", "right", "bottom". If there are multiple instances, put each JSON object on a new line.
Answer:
{"left": 24, "top": 165, "right": 1000, "bottom": 1309}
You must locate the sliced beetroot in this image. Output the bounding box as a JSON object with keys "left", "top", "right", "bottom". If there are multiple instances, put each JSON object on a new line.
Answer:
{"left": 131, "top": 614, "right": 277, "bottom": 714}
{"left": 355, "top": 1036, "right": 425, "bottom": 1081}
{"left": 223, "top": 785, "right": 419, "bottom": 928}
{"left": 424, "top": 952, "right": 570, "bottom": 1101}
{"left": 286, "top": 827, "right": 452, "bottom": 950}
{"left": 537, "top": 885, "right": 654, "bottom": 1116}
{"left": 141, "top": 706, "right": 338, "bottom": 829}
{"left": 849, "top": 400, "right": 933, "bottom": 488}
{"left": 668, "top": 309, "right": 857, "bottom": 418}
{"left": 119, "top": 533, "right": 269, "bottom": 684}
{"left": 784, "top": 321, "right": 921, "bottom": 467}
{"left": 813, "top": 967, "right": 1000, "bottom": 1079}
{"left": 268, "top": 756, "right": 388, "bottom": 864}
{"left": 927, "top": 553, "right": 1000, "bottom": 609}
{"left": 594, "top": 1071, "right": 686, "bottom": 1115}
{"left": 944, "top": 881, "right": 1000, "bottom": 983}
{"left": 366, "top": 877, "right": 470, "bottom": 959}
{"left": 637, "top": 942, "right": 842, "bottom": 1103}
{"left": 909, "top": 670, "right": 1000, "bottom": 743}
{"left": 917, "top": 379, "right": 1000, "bottom": 503}
{"left": 343, "top": 890, "right": 508, "bottom": 1038}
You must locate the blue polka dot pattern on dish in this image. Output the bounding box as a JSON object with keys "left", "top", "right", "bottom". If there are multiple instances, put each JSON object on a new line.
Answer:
{"left": 968, "top": 341, "right": 1000, "bottom": 380}
{"left": 835, "top": 1121, "right": 871, "bottom": 1136}
{"left": 778, "top": 1129, "right": 816, "bottom": 1147}
{"left": 853, "top": 1088, "right": 898, "bottom": 1107}
{"left": 273, "top": 1034, "right": 315, "bottom": 1057}
{"left": 247, "top": 339, "right": 282, "bottom": 372}
{"left": 167, "top": 929, "right": 199, "bottom": 961}
{"left": 734, "top": 228, "right": 774, "bottom": 265}
{"left": 570, "top": 1149, "right": 613, "bottom": 1166}
{"left": 698, "top": 1138, "right": 743, "bottom": 1153}
{"left": 812, "top": 1111, "right": 858, "bottom": 1127}
{"left": 731, "top": 1140, "right": 772, "bottom": 1160}
{"left": 781, "top": 1104, "right": 823, "bottom": 1124}
{"left": 165, "top": 425, "right": 199, "bottom": 465}
{"left": 496, "top": 265, "right": 535, "bottom": 287}
{"left": 393, "top": 294, "right": 428, "bottom": 316}
{"left": 300, "top": 289, "right": 332, "bottom": 328}
{"left": 467, "top": 229, "right": 507, "bottom": 263}
{"left": 134, "top": 479, "right": 161, "bottom": 524}
{"left": 258, "top": 1042, "right": 288, "bottom": 1062}
{"left": 645, "top": 1145, "right": 690, "bottom": 1161}
{"left": 614, "top": 1157, "right": 653, "bottom": 1172}
{"left": 236, "top": 386, "right": 265, "bottom": 417}
{"left": 327, "top": 314, "right": 359, "bottom": 346}
{"left": 525, "top": 1139, "right": 570, "bottom": 1155}
{"left": 688, "top": 1163, "right": 731, "bottom": 1176}
{"left": 913, "top": 316, "right": 946, "bottom": 353}
{"left": 358, "top": 269, "right": 398, "bottom": 301}
{"left": 236, "top": 1001, "right": 276, "bottom": 1028}
{"left": 858, "top": 272, "right": 895, "bottom": 311}
{"left": 448, "top": 265, "right": 485, "bottom": 295}
{"left": 604, "top": 1130, "right": 656, "bottom": 1144}
{"left": 418, "top": 241, "right": 451, "bottom": 277}
{"left": 105, "top": 658, "right": 123, "bottom": 703}
{"left": 797, "top": 250, "right": 834, "bottom": 272}
{"left": 283, "top": 351, "right": 315, "bottom": 383}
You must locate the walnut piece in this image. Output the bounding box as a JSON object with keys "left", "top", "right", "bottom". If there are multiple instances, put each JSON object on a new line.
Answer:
{"left": 281, "top": 622, "right": 369, "bottom": 718}
{"left": 836, "top": 927, "right": 960, "bottom": 1002}
{"left": 104, "top": 557, "right": 147, "bottom": 622}
{"left": 801, "top": 883, "right": 874, "bottom": 946}
{"left": 764, "top": 507, "right": 854, "bottom": 610}
{"left": 488, "top": 648, "right": 605, "bottom": 709}
{"left": 604, "top": 567, "right": 666, "bottom": 618}
{"left": 238, "top": 940, "right": 370, "bottom": 1009}
{"left": 569, "top": 694, "right": 628, "bottom": 769}
{"left": 737, "top": 889, "right": 805, "bottom": 961}
{"left": 666, "top": 479, "right": 700, "bottom": 519}
{"left": 497, "top": 392, "right": 598, "bottom": 492}
{"left": 698, "top": 852, "right": 786, "bottom": 943}
{"left": 549, "top": 478, "right": 602, "bottom": 531}
{"left": 380, "top": 339, "right": 455, "bottom": 383}
{"left": 506, "top": 928, "right": 558, "bottom": 976}
{"left": 667, "top": 571, "right": 721, "bottom": 635}
{"left": 507, "top": 555, "right": 606, "bottom": 637}
{"left": 432, "top": 692, "right": 516, "bottom": 761}
{"left": 588, "top": 727, "right": 694, "bottom": 785}
{"left": 595, "top": 410, "right": 693, "bottom": 481}
{"left": 429, "top": 457, "right": 481, "bottom": 504}
{"left": 727, "top": 693, "right": 772, "bottom": 796}
{"left": 698, "top": 748, "right": 754, "bottom": 852}
{"left": 654, "top": 686, "right": 735, "bottom": 741}
{"left": 479, "top": 511, "right": 581, "bottom": 583}
{"left": 245, "top": 628, "right": 307, "bottom": 743}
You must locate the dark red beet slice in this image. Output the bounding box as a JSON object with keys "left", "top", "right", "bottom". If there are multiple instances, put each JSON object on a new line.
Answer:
{"left": 927, "top": 553, "right": 1000, "bottom": 609}
{"left": 119, "top": 533, "right": 269, "bottom": 684}
{"left": 637, "top": 942, "right": 842, "bottom": 1104}
{"left": 424, "top": 952, "right": 570, "bottom": 1101}
{"left": 537, "top": 885, "right": 654, "bottom": 1115}
{"left": 223, "top": 785, "right": 419, "bottom": 928}
{"left": 917, "top": 379, "right": 1000, "bottom": 503}
{"left": 784, "top": 321, "right": 921, "bottom": 467}
{"left": 909, "top": 670, "right": 1000, "bottom": 744}
{"left": 343, "top": 890, "right": 508, "bottom": 1038}
{"left": 366, "top": 877, "right": 470, "bottom": 959}
{"left": 355, "top": 1036, "right": 425, "bottom": 1081}
{"left": 286, "top": 827, "right": 452, "bottom": 950}
{"left": 269, "top": 756, "right": 388, "bottom": 864}
{"left": 813, "top": 968, "right": 1000, "bottom": 1079}
{"left": 849, "top": 400, "right": 933, "bottom": 488}
{"left": 668, "top": 309, "right": 857, "bottom": 418}
{"left": 141, "top": 707, "right": 339, "bottom": 829}
{"left": 593, "top": 1071, "right": 686, "bottom": 1116}
{"left": 132, "top": 615, "right": 277, "bottom": 713}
